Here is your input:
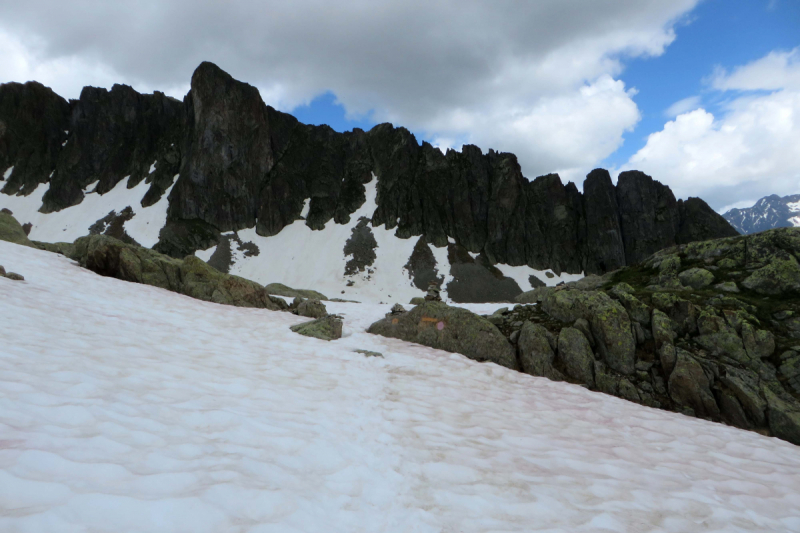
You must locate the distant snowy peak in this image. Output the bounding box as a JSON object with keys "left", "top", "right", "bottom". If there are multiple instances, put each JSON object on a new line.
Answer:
{"left": 723, "top": 193, "right": 800, "bottom": 234}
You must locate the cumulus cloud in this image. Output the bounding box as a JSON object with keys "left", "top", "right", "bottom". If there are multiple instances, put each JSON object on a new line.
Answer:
{"left": 0, "top": 0, "right": 699, "bottom": 181}
{"left": 625, "top": 48, "right": 800, "bottom": 210}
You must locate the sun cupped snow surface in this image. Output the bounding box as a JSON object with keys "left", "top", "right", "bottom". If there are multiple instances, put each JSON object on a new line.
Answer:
{"left": 2, "top": 241, "right": 800, "bottom": 531}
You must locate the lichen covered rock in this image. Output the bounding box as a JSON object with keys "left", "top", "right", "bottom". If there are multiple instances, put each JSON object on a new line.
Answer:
{"left": 290, "top": 315, "right": 343, "bottom": 341}
{"left": 517, "top": 321, "right": 563, "bottom": 380}
{"left": 367, "top": 301, "right": 517, "bottom": 370}
{"left": 297, "top": 299, "right": 328, "bottom": 319}
{"left": 556, "top": 327, "right": 595, "bottom": 386}
{"left": 678, "top": 267, "right": 715, "bottom": 289}
{"left": 73, "top": 234, "right": 287, "bottom": 311}
{"left": 542, "top": 289, "right": 635, "bottom": 375}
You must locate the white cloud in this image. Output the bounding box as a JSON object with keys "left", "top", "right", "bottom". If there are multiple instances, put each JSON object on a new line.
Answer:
{"left": 624, "top": 50, "right": 800, "bottom": 210}
{"left": 0, "top": 0, "right": 700, "bottom": 181}
{"left": 664, "top": 95, "right": 701, "bottom": 118}
{"left": 711, "top": 47, "right": 800, "bottom": 91}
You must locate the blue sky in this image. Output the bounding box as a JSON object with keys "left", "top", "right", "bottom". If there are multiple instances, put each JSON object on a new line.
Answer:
{"left": 292, "top": 0, "right": 800, "bottom": 186}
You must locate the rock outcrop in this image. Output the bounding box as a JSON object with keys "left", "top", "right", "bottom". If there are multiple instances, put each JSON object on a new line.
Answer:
{"left": 72, "top": 234, "right": 287, "bottom": 311}
{"left": 1, "top": 62, "right": 737, "bottom": 277}
{"left": 367, "top": 301, "right": 517, "bottom": 370}
{"left": 500, "top": 226, "right": 800, "bottom": 445}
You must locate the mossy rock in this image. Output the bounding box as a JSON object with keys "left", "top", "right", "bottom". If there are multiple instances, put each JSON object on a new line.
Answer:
{"left": 678, "top": 267, "right": 715, "bottom": 289}
{"left": 741, "top": 255, "right": 800, "bottom": 295}
{"left": 0, "top": 212, "right": 36, "bottom": 248}
{"left": 297, "top": 299, "right": 327, "bottom": 318}
{"left": 73, "top": 234, "right": 286, "bottom": 311}
{"left": 556, "top": 327, "right": 595, "bottom": 386}
{"left": 542, "top": 289, "right": 635, "bottom": 375}
{"left": 409, "top": 297, "right": 426, "bottom": 305}
{"left": 367, "top": 301, "right": 517, "bottom": 370}
{"left": 32, "top": 240, "right": 76, "bottom": 258}
{"left": 290, "top": 315, "right": 343, "bottom": 341}
{"left": 517, "top": 321, "right": 563, "bottom": 380}
{"left": 265, "top": 282, "right": 328, "bottom": 301}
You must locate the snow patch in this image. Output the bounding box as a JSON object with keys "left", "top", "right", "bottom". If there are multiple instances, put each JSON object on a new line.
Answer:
{"left": 0, "top": 176, "right": 170, "bottom": 247}
{"left": 2, "top": 166, "right": 12, "bottom": 179}
{"left": 194, "top": 245, "right": 217, "bottom": 262}
{"left": 149, "top": 161, "right": 157, "bottom": 174}
{"left": 1, "top": 240, "right": 799, "bottom": 532}
{"left": 493, "top": 264, "right": 584, "bottom": 291}
{"left": 227, "top": 177, "right": 423, "bottom": 304}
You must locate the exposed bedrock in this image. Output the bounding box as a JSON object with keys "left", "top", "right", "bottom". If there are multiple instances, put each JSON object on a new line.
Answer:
{"left": 0, "top": 62, "right": 737, "bottom": 273}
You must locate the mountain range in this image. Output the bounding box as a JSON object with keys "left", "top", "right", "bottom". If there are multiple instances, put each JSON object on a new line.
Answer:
{"left": 723, "top": 194, "right": 800, "bottom": 235}
{"left": 0, "top": 61, "right": 737, "bottom": 302}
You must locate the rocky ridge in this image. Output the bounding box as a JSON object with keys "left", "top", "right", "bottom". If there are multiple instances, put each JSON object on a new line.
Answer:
{"left": 1, "top": 62, "right": 736, "bottom": 277}
{"left": 723, "top": 193, "right": 800, "bottom": 235}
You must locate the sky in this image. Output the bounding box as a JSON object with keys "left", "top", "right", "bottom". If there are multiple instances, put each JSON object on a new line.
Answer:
{"left": 0, "top": 0, "right": 798, "bottom": 212}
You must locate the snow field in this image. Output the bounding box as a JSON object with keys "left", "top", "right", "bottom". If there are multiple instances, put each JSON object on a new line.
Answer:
{"left": 0, "top": 176, "right": 174, "bottom": 248}
{"left": 2, "top": 240, "right": 800, "bottom": 531}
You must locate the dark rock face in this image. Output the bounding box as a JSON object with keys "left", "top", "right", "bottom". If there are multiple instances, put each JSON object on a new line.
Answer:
{"left": 0, "top": 62, "right": 737, "bottom": 273}
{"left": 89, "top": 206, "right": 140, "bottom": 246}
{"left": 444, "top": 243, "right": 522, "bottom": 303}
{"left": 206, "top": 232, "right": 260, "bottom": 274}
{"left": 0, "top": 81, "right": 70, "bottom": 196}
{"left": 583, "top": 169, "right": 625, "bottom": 273}
{"left": 44, "top": 84, "right": 184, "bottom": 213}
{"left": 169, "top": 62, "right": 297, "bottom": 234}
{"left": 616, "top": 170, "right": 681, "bottom": 266}
{"left": 404, "top": 236, "right": 443, "bottom": 291}
{"left": 343, "top": 217, "right": 378, "bottom": 276}
{"left": 678, "top": 197, "right": 740, "bottom": 243}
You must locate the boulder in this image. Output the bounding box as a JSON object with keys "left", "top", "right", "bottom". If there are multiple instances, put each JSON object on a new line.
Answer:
{"left": 720, "top": 366, "right": 766, "bottom": 426}
{"left": 4, "top": 271, "right": 24, "bottom": 281}
{"left": 297, "top": 299, "right": 328, "bottom": 319}
{"left": 290, "top": 315, "right": 343, "bottom": 341}
{"left": 264, "top": 282, "right": 328, "bottom": 301}
{"left": 651, "top": 293, "right": 699, "bottom": 336}
{"left": 714, "top": 281, "right": 740, "bottom": 293}
{"left": 741, "top": 323, "right": 775, "bottom": 360}
{"left": 556, "top": 327, "right": 595, "bottom": 386}
{"left": 762, "top": 387, "right": 800, "bottom": 446}
{"left": 517, "top": 321, "right": 563, "bottom": 380}
{"left": 367, "top": 301, "right": 517, "bottom": 370}
{"left": 695, "top": 311, "right": 749, "bottom": 365}
{"left": 542, "top": 289, "right": 635, "bottom": 375}
{"left": 741, "top": 255, "right": 800, "bottom": 295}
{"left": 678, "top": 267, "right": 715, "bottom": 289}
{"left": 668, "top": 349, "right": 720, "bottom": 418}
{"left": 610, "top": 287, "right": 651, "bottom": 325}
{"left": 515, "top": 286, "right": 555, "bottom": 304}
{"left": 410, "top": 297, "right": 426, "bottom": 305}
